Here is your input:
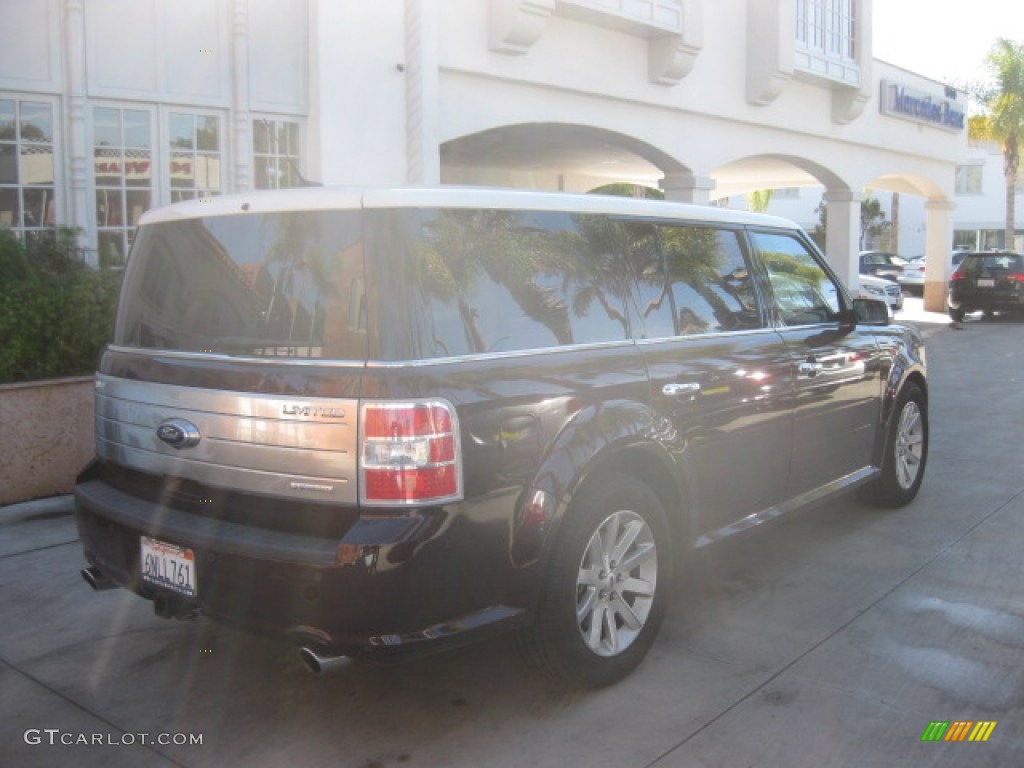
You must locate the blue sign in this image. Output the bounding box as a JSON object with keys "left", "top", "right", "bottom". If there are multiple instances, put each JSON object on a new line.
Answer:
{"left": 880, "top": 80, "right": 965, "bottom": 132}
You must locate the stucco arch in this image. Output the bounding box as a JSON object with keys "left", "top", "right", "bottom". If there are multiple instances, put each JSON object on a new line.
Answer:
{"left": 710, "top": 153, "right": 851, "bottom": 200}
{"left": 440, "top": 122, "right": 691, "bottom": 194}
{"left": 866, "top": 173, "right": 948, "bottom": 201}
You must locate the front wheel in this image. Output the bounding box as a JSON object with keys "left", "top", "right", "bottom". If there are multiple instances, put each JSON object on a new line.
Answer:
{"left": 519, "top": 472, "right": 672, "bottom": 688}
{"left": 860, "top": 382, "right": 928, "bottom": 508}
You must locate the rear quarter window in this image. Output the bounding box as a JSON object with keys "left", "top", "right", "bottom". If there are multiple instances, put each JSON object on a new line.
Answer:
{"left": 370, "top": 208, "right": 639, "bottom": 359}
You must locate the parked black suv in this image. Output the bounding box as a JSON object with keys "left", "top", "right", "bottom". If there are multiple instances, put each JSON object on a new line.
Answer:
{"left": 74, "top": 187, "right": 928, "bottom": 687}
{"left": 948, "top": 251, "right": 1024, "bottom": 322}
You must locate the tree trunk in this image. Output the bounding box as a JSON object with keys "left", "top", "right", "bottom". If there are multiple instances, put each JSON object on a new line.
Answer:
{"left": 1007, "top": 176, "right": 1016, "bottom": 249}
{"left": 1005, "top": 134, "right": 1019, "bottom": 249}
{"left": 891, "top": 193, "right": 900, "bottom": 253}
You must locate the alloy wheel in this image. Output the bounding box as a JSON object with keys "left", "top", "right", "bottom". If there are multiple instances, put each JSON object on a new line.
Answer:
{"left": 575, "top": 510, "right": 657, "bottom": 657}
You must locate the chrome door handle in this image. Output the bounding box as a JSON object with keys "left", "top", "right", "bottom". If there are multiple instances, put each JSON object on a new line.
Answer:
{"left": 662, "top": 382, "right": 701, "bottom": 397}
{"left": 798, "top": 361, "right": 823, "bottom": 378}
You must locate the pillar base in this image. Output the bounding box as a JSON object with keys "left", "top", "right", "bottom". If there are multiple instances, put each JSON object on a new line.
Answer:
{"left": 923, "top": 280, "right": 947, "bottom": 314}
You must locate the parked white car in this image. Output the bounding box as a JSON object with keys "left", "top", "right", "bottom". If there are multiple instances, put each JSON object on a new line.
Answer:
{"left": 858, "top": 274, "right": 903, "bottom": 313}
{"left": 898, "top": 255, "right": 925, "bottom": 294}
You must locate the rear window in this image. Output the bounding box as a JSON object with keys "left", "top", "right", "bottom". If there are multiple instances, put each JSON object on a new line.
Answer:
{"left": 960, "top": 253, "right": 1023, "bottom": 274}
{"left": 115, "top": 211, "right": 366, "bottom": 359}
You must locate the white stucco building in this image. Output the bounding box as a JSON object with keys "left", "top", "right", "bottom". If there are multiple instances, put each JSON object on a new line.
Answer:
{"left": 4, "top": 0, "right": 1006, "bottom": 310}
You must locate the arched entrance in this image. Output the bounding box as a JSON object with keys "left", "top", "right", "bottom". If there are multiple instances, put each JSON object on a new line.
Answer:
{"left": 441, "top": 123, "right": 712, "bottom": 200}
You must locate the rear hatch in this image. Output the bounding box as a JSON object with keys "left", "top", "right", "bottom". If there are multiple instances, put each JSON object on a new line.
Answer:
{"left": 953, "top": 253, "right": 1024, "bottom": 303}
{"left": 94, "top": 203, "right": 369, "bottom": 512}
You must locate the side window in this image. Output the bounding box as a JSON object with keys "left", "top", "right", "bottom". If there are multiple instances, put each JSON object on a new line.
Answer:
{"left": 750, "top": 231, "right": 842, "bottom": 326}
{"left": 623, "top": 222, "right": 763, "bottom": 337}
{"left": 405, "top": 209, "right": 634, "bottom": 357}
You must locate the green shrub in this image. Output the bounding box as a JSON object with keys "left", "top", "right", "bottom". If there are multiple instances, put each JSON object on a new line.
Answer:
{"left": 0, "top": 230, "right": 123, "bottom": 383}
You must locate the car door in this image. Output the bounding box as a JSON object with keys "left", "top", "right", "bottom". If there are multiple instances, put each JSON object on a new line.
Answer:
{"left": 750, "top": 230, "right": 883, "bottom": 500}
{"left": 622, "top": 221, "right": 795, "bottom": 544}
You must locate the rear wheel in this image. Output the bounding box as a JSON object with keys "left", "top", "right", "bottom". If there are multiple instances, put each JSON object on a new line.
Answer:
{"left": 949, "top": 307, "right": 966, "bottom": 323}
{"left": 520, "top": 472, "right": 672, "bottom": 688}
{"left": 860, "top": 382, "right": 928, "bottom": 508}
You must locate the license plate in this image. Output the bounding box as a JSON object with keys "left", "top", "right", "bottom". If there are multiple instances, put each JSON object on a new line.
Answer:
{"left": 977, "top": 278, "right": 995, "bottom": 288}
{"left": 141, "top": 536, "right": 197, "bottom": 598}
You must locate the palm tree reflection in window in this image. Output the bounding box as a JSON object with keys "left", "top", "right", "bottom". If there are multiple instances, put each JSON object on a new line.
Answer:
{"left": 258, "top": 211, "right": 333, "bottom": 356}
{"left": 414, "top": 210, "right": 640, "bottom": 356}
{"left": 628, "top": 224, "right": 762, "bottom": 336}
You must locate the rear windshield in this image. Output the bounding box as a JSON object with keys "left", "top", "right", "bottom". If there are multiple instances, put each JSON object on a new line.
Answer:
{"left": 115, "top": 211, "right": 366, "bottom": 359}
{"left": 960, "top": 253, "right": 1023, "bottom": 274}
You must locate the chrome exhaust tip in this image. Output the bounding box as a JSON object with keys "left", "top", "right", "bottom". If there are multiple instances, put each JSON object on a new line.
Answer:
{"left": 298, "top": 645, "right": 353, "bottom": 675}
{"left": 81, "top": 566, "right": 116, "bottom": 591}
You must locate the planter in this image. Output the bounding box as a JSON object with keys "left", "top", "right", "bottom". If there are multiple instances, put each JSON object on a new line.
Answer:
{"left": 0, "top": 376, "right": 94, "bottom": 506}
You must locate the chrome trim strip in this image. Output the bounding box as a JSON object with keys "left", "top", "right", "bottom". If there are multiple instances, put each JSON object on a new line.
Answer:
{"left": 694, "top": 466, "right": 877, "bottom": 547}
{"left": 363, "top": 339, "right": 639, "bottom": 368}
{"left": 105, "top": 344, "right": 368, "bottom": 369}
{"left": 634, "top": 327, "right": 782, "bottom": 346}
{"left": 114, "top": 328, "right": 825, "bottom": 368}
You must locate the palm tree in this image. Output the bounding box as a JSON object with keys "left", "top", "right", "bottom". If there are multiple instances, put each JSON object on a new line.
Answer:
{"left": 969, "top": 39, "right": 1024, "bottom": 249}
{"left": 747, "top": 189, "right": 773, "bottom": 214}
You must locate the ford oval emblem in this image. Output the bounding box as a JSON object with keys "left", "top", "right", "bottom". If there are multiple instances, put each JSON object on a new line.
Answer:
{"left": 156, "top": 418, "right": 201, "bottom": 449}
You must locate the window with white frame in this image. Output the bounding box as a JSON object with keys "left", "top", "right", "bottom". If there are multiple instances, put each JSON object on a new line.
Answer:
{"left": 0, "top": 98, "right": 57, "bottom": 243}
{"left": 93, "top": 106, "right": 154, "bottom": 265}
{"left": 794, "top": 0, "right": 859, "bottom": 85}
{"left": 772, "top": 187, "right": 804, "bottom": 199}
{"left": 168, "top": 112, "right": 223, "bottom": 202}
{"left": 253, "top": 118, "right": 301, "bottom": 189}
{"left": 954, "top": 163, "right": 983, "bottom": 196}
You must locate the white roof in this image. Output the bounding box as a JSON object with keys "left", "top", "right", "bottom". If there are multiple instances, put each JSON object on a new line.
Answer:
{"left": 138, "top": 185, "right": 800, "bottom": 230}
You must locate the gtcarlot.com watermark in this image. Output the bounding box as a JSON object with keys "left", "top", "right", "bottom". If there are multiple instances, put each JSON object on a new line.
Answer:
{"left": 24, "top": 729, "right": 203, "bottom": 747}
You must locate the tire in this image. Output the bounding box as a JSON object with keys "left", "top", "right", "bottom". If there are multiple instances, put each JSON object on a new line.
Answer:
{"left": 519, "top": 472, "right": 672, "bottom": 688}
{"left": 949, "top": 307, "right": 966, "bottom": 323}
{"left": 860, "top": 382, "right": 928, "bottom": 508}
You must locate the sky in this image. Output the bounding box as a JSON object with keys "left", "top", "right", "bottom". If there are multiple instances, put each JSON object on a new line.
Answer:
{"left": 872, "top": 1, "right": 1024, "bottom": 89}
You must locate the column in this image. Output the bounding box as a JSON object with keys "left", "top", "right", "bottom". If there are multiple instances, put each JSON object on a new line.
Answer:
{"left": 924, "top": 199, "right": 955, "bottom": 312}
{"left": 659, "top": 172, "right": 715, "bottom": 205}
{"left": 405, "top": 0, "right": 441, "bottom": 184}
{"left": 64, "top": 0, "right": 90, "bottom": 260}
{"left": 232, "top": 0, "right": 251, "bottom": 191}
{"left": 823, "top": 189, "right": 861, "bottom": 291}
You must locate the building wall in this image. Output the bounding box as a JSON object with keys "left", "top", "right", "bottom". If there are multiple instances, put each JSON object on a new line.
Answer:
{"left": 1, "top": 1, "right": 1002, "bottom": 283}
{"left": 1, "top": 0, "right": 310, "bottom": 264}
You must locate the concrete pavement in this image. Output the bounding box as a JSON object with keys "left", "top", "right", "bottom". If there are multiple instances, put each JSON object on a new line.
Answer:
{"left": 2, "top": 297, "right": 1022, "bottom": 767}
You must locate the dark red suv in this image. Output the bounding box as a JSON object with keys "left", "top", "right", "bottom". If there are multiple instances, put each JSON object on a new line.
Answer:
{"left": 74, "top": 187, "right": 929, "bottom": 687}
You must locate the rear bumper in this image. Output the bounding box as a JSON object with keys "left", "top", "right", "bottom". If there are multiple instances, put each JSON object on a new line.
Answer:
{"left": 947, "top": 289, "right": 1024, "bottom": 312}
{"left": 74, "top": 479, "right": 527, "bottom": 656}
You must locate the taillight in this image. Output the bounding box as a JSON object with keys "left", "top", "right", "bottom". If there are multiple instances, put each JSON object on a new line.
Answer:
{"left": 950, "top": 270, "right": 966, "bottom": 281}
{"left": 359, "top": 400, "right": 462, "bottom": 505}
{"left": 1008, "top": 273, "right": 1024, "bottom": 282}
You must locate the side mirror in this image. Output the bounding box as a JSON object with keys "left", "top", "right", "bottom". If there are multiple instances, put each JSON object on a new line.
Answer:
{"left": 852, "top": 297, "right": 889, "bottom": 325}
